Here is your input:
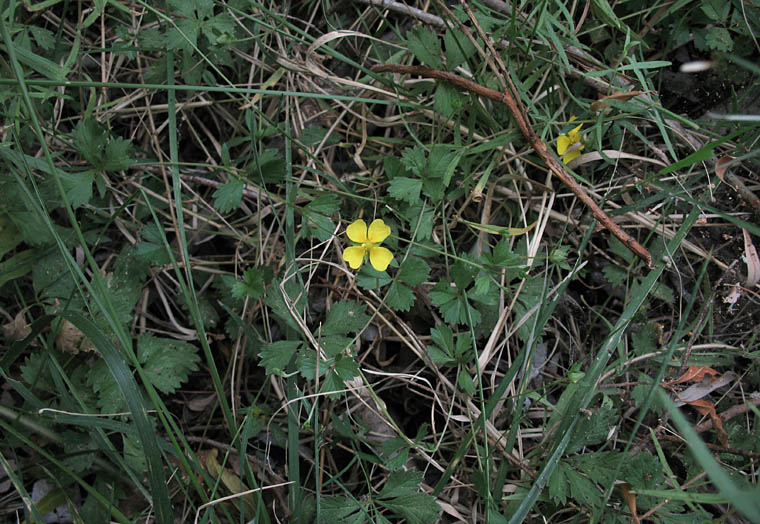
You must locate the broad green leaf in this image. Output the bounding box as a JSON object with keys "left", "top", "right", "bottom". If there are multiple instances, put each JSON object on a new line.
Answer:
{"left": 0, "top": 249, "right": 36, "bottom": 288}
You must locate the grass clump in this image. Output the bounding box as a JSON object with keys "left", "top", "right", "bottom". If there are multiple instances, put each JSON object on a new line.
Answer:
{"left": 1, "top": 1, "right": 760, "bottom": 523}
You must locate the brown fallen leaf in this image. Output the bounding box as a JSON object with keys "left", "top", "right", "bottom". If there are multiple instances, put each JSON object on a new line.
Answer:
{"left": 619, "top": 482, "right": 640, "bottom": 524}
{"left": 687, "top": 399, "right": 730, "bottom": 447}
{"left": 204, "top": 448, "right": 258, "bottom": 515}
{"left": 674, "top": 372, "right": 736, "bottom": 406}
{"left": 666, "top": 365, "right": 718, "bottom": 386}
{"left": 2, "top": 310, "right": 30, "bottom": 341}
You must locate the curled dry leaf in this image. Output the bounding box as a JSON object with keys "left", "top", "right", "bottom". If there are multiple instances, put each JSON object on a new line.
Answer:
{"left": 723, "top": 282, "right": 742, "bottom": 307}
{"left": 742, "top": 228, "right": 760, "bottom": 287}
{"left": 56, "top": 319, "right": 96, "bottom": 354}
{"left": 666, "top": 365, "right": 718, "bottom": 386}
{"left": 2, "top": 311, "right": 30, "bottom": 341}
{"left": 688, "top": 399, "right": 730, "bottom": 447}
{"left": 674, "top": 371, "right": 737, "bottom": 406}
{"left": 619, "top": 482, "right": 640, "bottom": 524}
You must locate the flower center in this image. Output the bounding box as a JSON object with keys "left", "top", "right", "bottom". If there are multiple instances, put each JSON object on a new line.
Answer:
{"left": 362, "top": 241, "right": 375, "bottom": 250}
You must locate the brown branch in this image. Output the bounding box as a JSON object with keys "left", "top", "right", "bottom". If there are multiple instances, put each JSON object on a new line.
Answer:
{"left": 372, "top": 64, "right": 653, "bottom": 267}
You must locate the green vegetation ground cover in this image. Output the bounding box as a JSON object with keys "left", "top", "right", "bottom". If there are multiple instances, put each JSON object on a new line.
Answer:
{"left": 1, "top": 0, "right": 760, "bottom": 522}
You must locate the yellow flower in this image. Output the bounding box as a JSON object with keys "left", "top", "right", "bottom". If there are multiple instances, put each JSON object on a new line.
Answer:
{"left": 342, "top": 218, "right": 394, "bottom": 272}
{"left": 557, "top": 116, "right": 584, "bottom": 164}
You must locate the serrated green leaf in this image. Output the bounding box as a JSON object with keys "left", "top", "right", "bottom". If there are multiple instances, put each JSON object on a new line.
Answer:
{"left": 28, "top": 26, "right": 55, "bottom": 50}
{"left": 400, "top": 146, "right": 427, "bottom": 176}
{"left": 320, "top": 335, "right": 353, "bottom": 358}
{"left": 429, "top": 281, "right": 480, "bottom": 326}
{"left": 298, "top": 350, "right": 327, "bottom": 380}
{"left": 232, "top": 265, "right": 271, "bottom": 300}
{"left": 356, "top": 265, "right": 393, "bottom": 290}
{"left": 306, "top": 194, "right": 340, "bottom": 215}
{"left": 385, "top": 281, "right": 415, "bottom": 312}
{"left": 318, "top": 496, "right": 366, "bottom": 523}
{"left": 444, "top": 29, "right": 476, "bottom": 69}
{"left": 59, "top": 171, "right": 93, "bottom": 208}
{"left": 473, "top": 276, "right": 490, "bottom": 295}
{"left": 378, "top": 471, "right": 440, "bottom": 523}
{"left": 213, "top": 178, "right": 244, "bottom": 213}
{"left": 631, "top": 322, "right": 658, "bottom": 356}
{"left": 457, "top": 368, "right": 475, "bottom": 395}
{"left": 259, "top": 340, "right": 301, "bottom": 375}
{"left": 602, "top": 264, "right": 628, "bottom": 288}
{"left": 405, "top": 204, "right": 434, "bottom": 241}
{"left": 87, "top": 358, "right": 125, "bottom": 413}
{"left": 322, "top": 300, "right": 370, "bottom": 336}
{"left": 427, "top": 145, "right": 459, "bottom": 180}
{"left": 381, "top": 437, "right": 410, "bottom": 471}
{"left": 387, "top": 177, "right": 422, "bottom": 204}
{"left": 705, "top": 27, "right": 733, "bottom": 52}
{"left": 433, "top": 82, "right": 466, "bottom": 118}
{"left": 249, "top": 149, "right": 286, "bottom": 183}
{"left": 379, "top": 470, "right": 426, "bottom": 498}
{"left": 72, "top": 119, "right": 107, "bottom": 165}
{"left": 137, "top": 334, "right": 200, "bottom": 394}
{"left": 451, "top": 258, "right": 478, "bottom": 290}
{"left": 102, "top": 138, "right": 134, "bottom": 171}
{"left": 300, "top": 125, "right": 340, "bottom": 147}
{"left": 398, "top": 256, "right": 431, "bottom": 286}
{"left": 302, "top": 211, "right": 335, "bottom": 242}
{"left": 484, "top": 238, "right": 519, "bottom": 268}
{"left": 320, "top": 370, "right": 345, "bottom": 398}
{"left": 566, "top": 406, "right": 617, "bottom": 454}
{"left": 701, "top": 0, "right": 730, "bottom": 21}
{"left": 406, "top": 26, "right": 442, "bottom": 69}
{"left": 548, "top": 463, "right": 569, "bottom": 504}
{"left": 333, "top": 356, "right": 359, "bottom": 380}
{"left": 565, "top": 467, "right": 602, "bottom": 508}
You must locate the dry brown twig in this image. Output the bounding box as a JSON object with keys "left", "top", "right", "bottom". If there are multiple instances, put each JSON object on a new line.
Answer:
{"left": 372, "top": 64, "right": 653, "bottom": 267}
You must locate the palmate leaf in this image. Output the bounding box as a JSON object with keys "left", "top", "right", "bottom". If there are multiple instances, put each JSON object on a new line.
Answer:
{"left": 377, "top": 471, "right": 440, "bottom": 524}
{"left": 429, "top": 280, "right": 481, "bottom": 326}
{"left": 387, "top": 177, "right": 422, "bottom": 205}
{"left": 385, "top": 281, "right": 415, "bottom": 312}
{"left": 322, "top": 300, "right": 369, "bottom": 336}
{"left": 406, "top": 26, "right": 442, "bottom": 69}
{"left": 232, "top": 265, "right": 272, "bottom": 300}
{"left": 137, "top": 334, "right": 200, "bottom": 394}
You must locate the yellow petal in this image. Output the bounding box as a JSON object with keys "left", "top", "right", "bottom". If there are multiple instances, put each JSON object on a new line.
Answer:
{"left": 569, "top": 122, "right": 583, "bottom": 138}
{"left": 569, "top": 115, "right": 578, "bottom": 122}
{"left": 557, "top": 135, "right": 570, "bottom": 155}
{"left": 342, "top": 246, "right": 366, "bottom": 269}
{"left": 563, "top": 149, "right": 582, "bottom": 164}
{"left": 369, "top": 246, "right": 393, "bottom": 272}
{"left": 346, "top": 219, "right": 368, "bottom": 243}
{"left": 367, "top": 219, "right": 391, "bottom": 244}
